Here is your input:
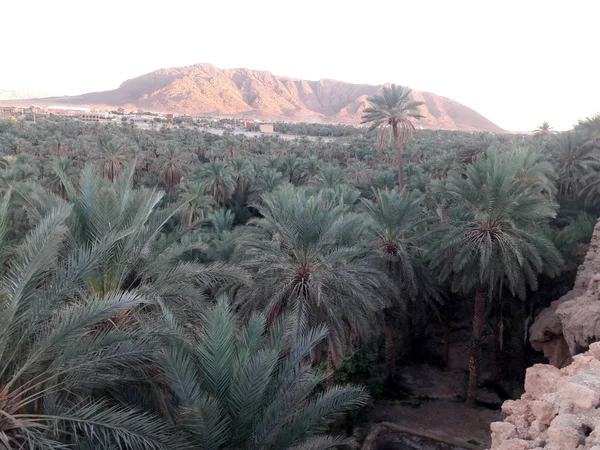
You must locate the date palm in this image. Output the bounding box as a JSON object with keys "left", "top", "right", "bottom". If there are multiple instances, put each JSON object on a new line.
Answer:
{"left": 533, "top": 121, "right": 555, "bottom": 141}
{"left": 362, "top": 188, "right": 440, "bottom": 373}
{"left": 159, "top": 144, "right": 194, "bottom": 190}
{"left": 160, "top": 297, "right": 368, "bottom": 450}
{"left": 253, "top": 168, "right": 284, "bottom": 197}
{"left": 197, "top": 160, "right": 236, "bottom": 207}
{"left": 29, "top": 164, "right": 247, "bottom": 324}
{"left": 575, "top": 113, "right": 600, "bottom": 145}
{"left": 361, "top": 84, "right": 424, "bottom": 191}
{"left": 550, "top": 131, "right": 600, "bottom": 199}
{"left": 429, "top": 149, "right": 563, "bottom": 406}
{"left": 180, "top": 180, "right": 213, "bottom": 228}
{"left": 280, "top": 154, "right": 302, "bottom": 184}
{"left": 234, "top": 185, "right": 394, "bottom": 372}
{"left": 97, "top": 134, "right": 127, "bottom": 182}
{"left": 0, "top": 191, "right": 181, "bottom": 449}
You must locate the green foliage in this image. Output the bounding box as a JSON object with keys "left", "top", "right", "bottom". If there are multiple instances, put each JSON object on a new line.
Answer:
{"left": 549, "top": 212, "right": 597, "bottom": 270}
{"left": 161, "top": 298, "right": 369, "bottom": 449}
{"left": 234, "top": 184, "right": 396, "bottom": 367}
{"left": 334, "top": 348, "right": 385, "bottom": 398}
{"left": 0, "top": 112, "right": 598, "bottom": 447}
{"left": 430, "top": 149, "right": 563, "bottom": 298}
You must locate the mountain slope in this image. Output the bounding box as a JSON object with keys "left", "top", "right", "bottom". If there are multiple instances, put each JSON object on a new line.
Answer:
{"left": 15, "top": 63, "right": 504, "bottom": 132}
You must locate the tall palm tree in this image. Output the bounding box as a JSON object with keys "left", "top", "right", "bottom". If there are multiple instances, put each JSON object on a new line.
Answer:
{"left": 362, "top": 189, "right": 440, "bottom": 373}
{"left": 429, "top": 150, "right": 563, "bottom": 406}
{"left": 361, "top": 84, "right": 424, "bottom": 191}
{"left": 533, "top": 121, "right": 555, "bottom": 140}
{"left": 234, "top": 185, "right": 394, "bottom": 373}
{"left": 160, "top": 297, "right": 368, "bottom": 450}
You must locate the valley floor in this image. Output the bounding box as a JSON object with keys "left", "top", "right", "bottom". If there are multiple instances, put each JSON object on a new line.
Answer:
{"left": 368, "top": 399, "right": 501, "bottom": 449}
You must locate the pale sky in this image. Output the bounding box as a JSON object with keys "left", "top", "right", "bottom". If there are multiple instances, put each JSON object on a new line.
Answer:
{"left": 3, "top": 0, "right": 599, "bottom": 131}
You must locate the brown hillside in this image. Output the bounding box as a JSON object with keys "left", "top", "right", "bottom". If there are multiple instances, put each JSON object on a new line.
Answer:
{"left": 11, "top": 63, "right": 504, "bottom": 132}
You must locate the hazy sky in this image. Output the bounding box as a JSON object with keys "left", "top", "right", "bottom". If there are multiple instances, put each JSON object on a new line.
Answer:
{"left": 3, "top": 0, "right": 598, "bottom": 131}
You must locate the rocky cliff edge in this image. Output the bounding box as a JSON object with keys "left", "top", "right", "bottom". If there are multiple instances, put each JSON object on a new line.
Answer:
{"left": 489, "top": 343, "right": 600, "bottom": 449}
{"left": 530, "top": 220, "right": 600, "bottom": 368}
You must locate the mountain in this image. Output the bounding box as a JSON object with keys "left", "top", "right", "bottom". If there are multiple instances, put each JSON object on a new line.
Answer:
{"left": 0, "top": 89, "right": 55, "bottom": 101}
{"left": 6, "top": 63, "right": 504, "bottom": 132}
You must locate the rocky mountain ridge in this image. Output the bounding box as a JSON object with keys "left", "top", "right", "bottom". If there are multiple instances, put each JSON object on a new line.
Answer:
{"left": 3, "top": 63, "right": 505, "bottom": 132}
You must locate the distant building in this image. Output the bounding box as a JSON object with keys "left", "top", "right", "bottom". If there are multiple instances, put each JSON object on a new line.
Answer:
{"left": 166, "top": 113, "right": 174, "bottom": 119}
{"left": 246, "top": 121, "right": 255, "bottom": 130}
{"left": 259, "top": 124, "right": 274, "bottom": 134}
{"left": 0, "top": 106, "right": 25, "bottom": 118}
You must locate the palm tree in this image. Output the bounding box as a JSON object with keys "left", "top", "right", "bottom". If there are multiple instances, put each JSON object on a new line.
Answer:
{"left": 180, "top": 180, "right": 213, "bottom": 228}
{"left": 0, "top": 191, "right": 181, "bottom": 449}
{"left": 361, "top": 84, "right": 424, "bottom": 191}
{"left": 362, "top": 189, "right": 440, "bottom": 373}
{"left": 550, "top": 131, "right": 600, "bottom": 199}
{"left": 533, "top": 121, "right": 555, "bottom": 140}
{"left": 310, "top": 165, "right": 344, "bottom": 190}
{"left": 253, "top": 168, "right": 284, "bottom": 197}
{"left": 429, "top": 150, "right": 563, "bottom": 406}
{"left": 29, "top": 165, "right": 247, "bottom": 324}
{"left": 160, "top": 297, "right": 369, "bottom": 449}
{"left": 197, "top": 160, "right": 236, "bottom": 207}
{"left": 280, "top": 154, "right": 302, "bottom": 184}
{"left": 575, "top": 113, "right": 600, "bottom": 145}
{"left": 97, "top": 134, "right": 127, "bottom": 182}
{"left": 159, "top": 144, "right": 194, "bottom": 190}
{"left": 47, "top": 157, "right": 79, "bottom": 198}
{"left": 234, "top": 185, "right": 394, "bottom": 373}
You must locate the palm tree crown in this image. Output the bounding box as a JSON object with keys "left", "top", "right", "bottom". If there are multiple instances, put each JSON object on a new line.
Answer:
{"left": 161, "top": 298, "right": 369, "bottom": 450}
{"left": 361, "top": 84, "right": 424, "bottom": 191}
{"left": 234, "top": 185, "right": 394, "bottom": 369}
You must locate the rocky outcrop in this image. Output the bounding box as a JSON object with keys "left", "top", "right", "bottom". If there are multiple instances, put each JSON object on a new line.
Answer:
{"left": 530, "top": 219, "right": 600, "bottom": 367}
{"left": 489, "top": 343, "right": 600, "bottom": 449}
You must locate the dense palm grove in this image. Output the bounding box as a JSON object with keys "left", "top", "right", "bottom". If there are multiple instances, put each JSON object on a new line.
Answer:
{"left": 0, "top": 90, "right": 599, "bottom": 448}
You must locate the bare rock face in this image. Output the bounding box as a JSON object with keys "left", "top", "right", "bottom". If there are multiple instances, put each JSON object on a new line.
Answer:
{"left": 530, "top": 220, "right": 600, "bottom": 367}
{"left": 489, "top": 343, "right": 600, "bottom": 449}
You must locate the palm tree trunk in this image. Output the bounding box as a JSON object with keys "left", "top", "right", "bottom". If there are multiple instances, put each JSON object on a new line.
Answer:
{"left": 384, "top": 308, "right": 396, "bottom": 377}
{"left": 443, "top": 320, "right": 451, "bottom": 366}
{"left": 443, "top": 299, "right": 451, "bottom": 366}
{"left": 466, "top": 285, "right": 486, "bottom": 407}
{"left": 392, "top": 122, "right": 404, "bottom": 192}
